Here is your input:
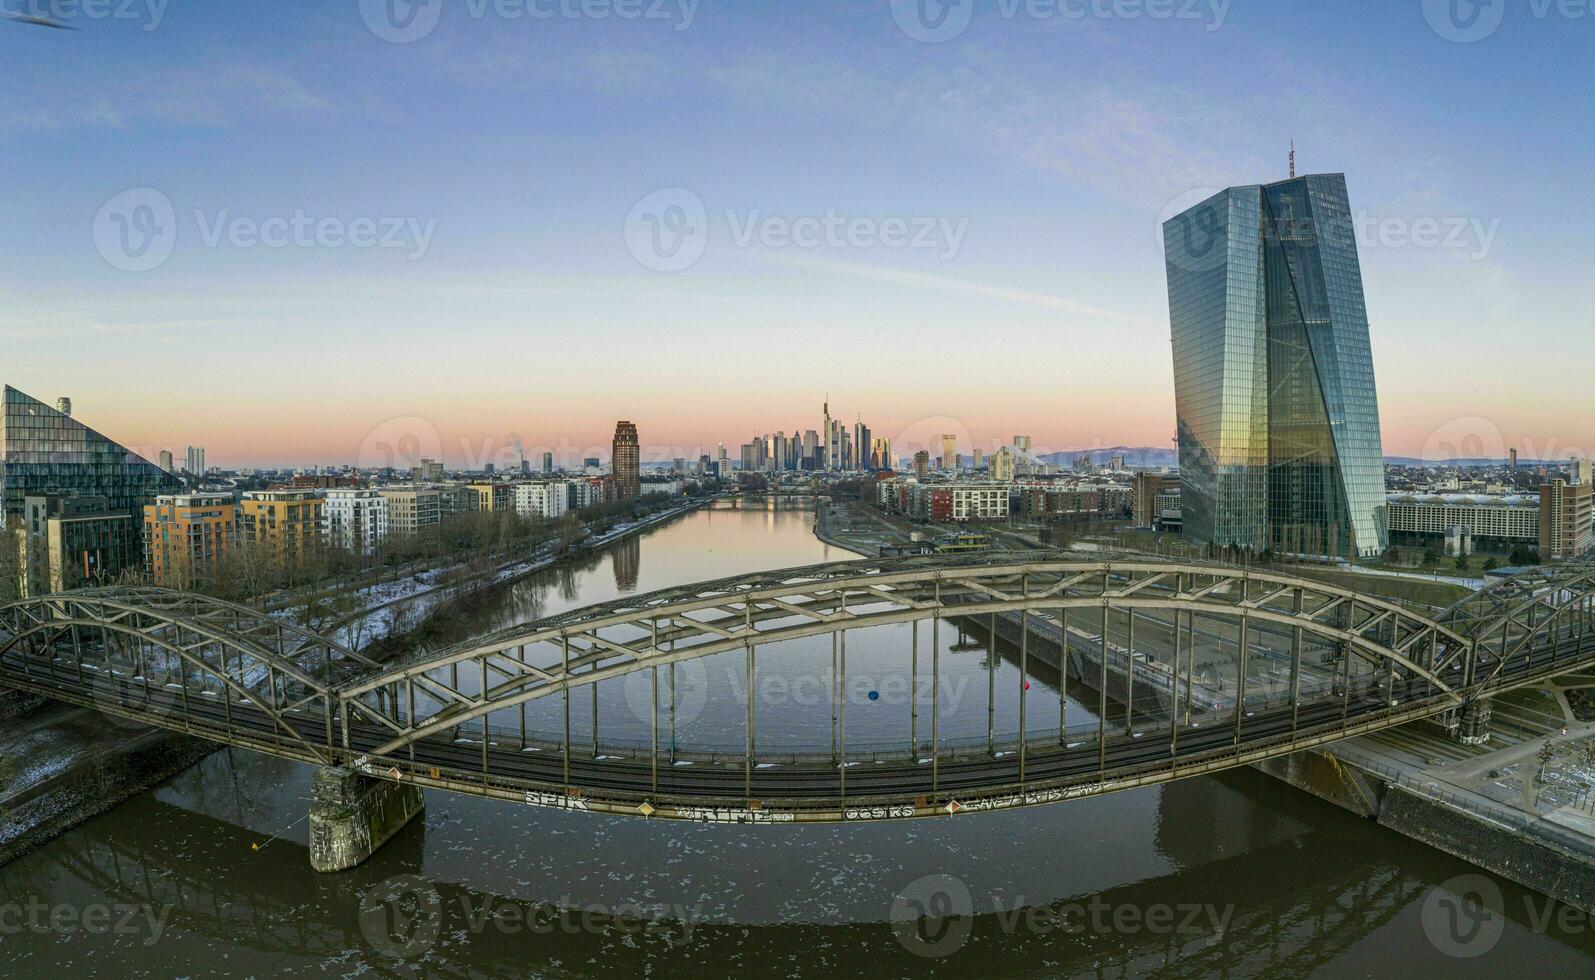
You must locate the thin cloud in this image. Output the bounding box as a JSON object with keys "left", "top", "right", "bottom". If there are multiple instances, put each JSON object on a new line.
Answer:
{"left": 776, "top": 255, "right": 1151, "bottom": 325}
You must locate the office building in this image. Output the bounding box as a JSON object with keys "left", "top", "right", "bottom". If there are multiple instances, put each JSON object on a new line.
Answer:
{"left": 1133, "top": 472, "right": 1182, "bottom": 528}
{"left": 1572, "top": 456, "right": 1593, "bottom": 487}
{"left": 513, "top": 481, "right": 569, "bottom": 521}
{"left": 1386, "top": 493, "right": 1539, "bottom": 551}
{"left": 941, "top": 435, "right": 958, "bottom": 471}
{"left": 379, "top": 486, "right": 442, "bottom": 536}
{"left": 322, "top": 488, "right": 389, "bottom": 555}
{"left": 242, "top": 489, "right": 324, "bottom": 565}
{"left": 185, "top": 446, "right": 206, "bottom": 477}
{"left": 871, "top": 437, "right": 893, "bottom": 471}
{"left": 612, "top": 421, "right": 640, "bottom": 500}
{"left": 144, "top": 492, "right": 239, "bottom": 588}
{"left": 1165, "top": 173, "right": 1387, "bottom": 558}
{"left": 992, "top": 445, "right": 1016, "bottom": 482}
{"left": 1540, "top": 480, "right": 1593, "bottom": 560}
{"left": 972, "top": 448, "right": 984, "bottom": 471}
{"left": 159, "top": 449, "right": 174, "bottom": 473}
{"left": 542, "top": 452, "right": 555, "bottom": 474}
{"left": 16, "top": 494, "right": 134, "bottom": 596}
{"left": 1, "top": 386, "right": 183, "bottom": 570}
{"left": 466, "top": 482, "right": 512, "bottom": 513}
{"left": 436, "top": 483, "right": 476, "bottom": 520}
{"left": 412, "top": 458, "right": 446, "bottom": 483}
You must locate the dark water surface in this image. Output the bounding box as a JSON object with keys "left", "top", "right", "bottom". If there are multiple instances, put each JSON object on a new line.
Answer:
{"left": 3, "top": 500, "right": 1593, "bottom": 977}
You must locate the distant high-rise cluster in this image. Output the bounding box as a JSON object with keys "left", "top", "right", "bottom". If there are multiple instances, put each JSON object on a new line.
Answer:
{"left": 737, "top": 398, "right": 886, "bottom": 474}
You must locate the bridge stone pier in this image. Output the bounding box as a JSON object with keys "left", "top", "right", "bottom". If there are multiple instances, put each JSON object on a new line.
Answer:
{"left": 0, "top": 684, "right": 46, "bottom": 720}
{"left": 307, "top": 766, "right": 425, "bottom": 873}
{"left": 1451, "top": 699, "right": 1493, "bottom": 745}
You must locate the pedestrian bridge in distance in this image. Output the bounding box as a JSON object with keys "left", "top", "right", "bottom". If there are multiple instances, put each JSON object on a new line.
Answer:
{"left": 3, "top": 555, "right": 1593, "bottom": 830}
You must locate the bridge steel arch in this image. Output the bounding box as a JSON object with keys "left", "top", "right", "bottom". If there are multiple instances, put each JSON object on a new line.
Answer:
{"left": 337, "top": 554, "right": 1478, "bottom": 759}
{"left": 6, "top": 554, "right": 1595, "bottom": 825}
{"left": 0, "top": 588, "right": 377, "bottom": 765}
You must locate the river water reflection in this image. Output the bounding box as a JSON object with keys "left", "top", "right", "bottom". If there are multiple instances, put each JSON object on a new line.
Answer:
{"left": 3, "top": 499, "right": 1594, "bottom": 977}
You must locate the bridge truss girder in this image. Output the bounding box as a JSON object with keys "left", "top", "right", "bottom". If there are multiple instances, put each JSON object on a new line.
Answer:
{"left": 0, "top": 589, "right": 376, "bottom": 765}
{"left": 337, "top": 555, "right": 1477, "bottom": 758}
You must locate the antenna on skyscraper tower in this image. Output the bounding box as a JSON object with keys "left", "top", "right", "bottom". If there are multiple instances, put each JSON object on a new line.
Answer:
{"left": 1289, "top": 140, "right": 1295, "bottom": 178}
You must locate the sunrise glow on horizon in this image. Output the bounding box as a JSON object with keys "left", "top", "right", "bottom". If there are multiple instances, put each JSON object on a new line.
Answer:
{"left": 4, "top": 3, "right": 1589, "bottom": 468}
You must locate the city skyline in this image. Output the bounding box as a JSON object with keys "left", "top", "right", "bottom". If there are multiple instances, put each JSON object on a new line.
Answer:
{"left": 3, "top": 4, "right": 1591, "bottom": 465}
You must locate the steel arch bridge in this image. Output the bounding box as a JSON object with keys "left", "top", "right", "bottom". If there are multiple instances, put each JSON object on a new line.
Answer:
{"left": 4, "top": 554, "right": 1595, "bottom": 824}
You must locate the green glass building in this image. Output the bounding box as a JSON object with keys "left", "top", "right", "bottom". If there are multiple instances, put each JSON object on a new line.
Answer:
{"left": 1, "top": 385, "right": 182, "bottom": 565}
{"left": 1163, "top": 174, "right": 1387, "bottom": 560}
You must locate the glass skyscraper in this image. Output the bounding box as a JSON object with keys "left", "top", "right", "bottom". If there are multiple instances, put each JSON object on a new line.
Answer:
{"left": 1, "top": 385, "right": 182, "bottom": 557}
{"left": 1164, "top": 173, "right": 1387, "bottom": 560}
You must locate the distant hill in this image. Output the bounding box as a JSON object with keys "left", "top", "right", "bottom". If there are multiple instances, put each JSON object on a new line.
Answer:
{"left": 1384, "top": 457, "right": 1560, "bottom": 467}
{"left": 1039, "top": 447, "right": 1178, "bottom": 469}
{"left": 1034, "top": 451, "right": 1552, "bottom": 469}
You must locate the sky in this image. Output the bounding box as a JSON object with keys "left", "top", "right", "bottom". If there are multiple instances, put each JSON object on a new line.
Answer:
{"left": 1, "top": 0, "right": 1589, "bottom": 469}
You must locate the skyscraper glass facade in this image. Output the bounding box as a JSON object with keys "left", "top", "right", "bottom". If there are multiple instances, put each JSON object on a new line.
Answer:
{"left": 1164, "top": 174, "right": 1387, "bottom": 559}
{"left": 0, "top": 386, "right": 182, "bottom": 556}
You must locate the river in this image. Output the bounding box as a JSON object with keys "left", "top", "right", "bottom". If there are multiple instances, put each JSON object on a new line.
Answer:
{"left": 2, "top": 499, "right": 1592, "bottom": 977}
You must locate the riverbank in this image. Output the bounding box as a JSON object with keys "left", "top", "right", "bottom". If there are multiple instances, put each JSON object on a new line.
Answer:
{"left": 0, "top": 494, "right": 716, "bottom": 868}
